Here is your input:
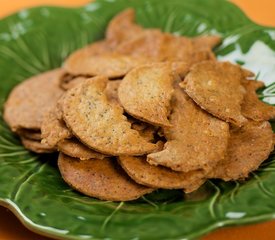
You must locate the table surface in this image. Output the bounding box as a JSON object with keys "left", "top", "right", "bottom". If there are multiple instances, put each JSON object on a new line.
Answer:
{"left": 0, "top": 0, "right": 275, "bottom": 240}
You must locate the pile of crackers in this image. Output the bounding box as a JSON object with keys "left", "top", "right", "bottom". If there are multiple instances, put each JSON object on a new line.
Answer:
{"left": 3, "top": 9, "right": 275, "bottom": 201}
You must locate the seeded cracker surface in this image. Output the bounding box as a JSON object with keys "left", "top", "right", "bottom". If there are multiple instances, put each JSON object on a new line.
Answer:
{"left": 118, "top": 64, "right": 175, "bottom": 127}
{"left": 62, "top": 76, "right": 157, "bottom": 155}
{"left": 181, "top": 61, "right": 247, "bottom": 126}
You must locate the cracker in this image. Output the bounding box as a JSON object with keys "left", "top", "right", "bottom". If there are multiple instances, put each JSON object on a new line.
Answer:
{"left": 192, "top": 35, "right": 221, "bottom": 50}
{"left": 241, "top": 80, "right": 275, "bottom": 121}
{"left": 17, "top": 129, "right": 41, "bottom": 141}
{"left": 210, "top": 121, "right": 274, "bottom": 180}
{"left": 118, "top": 64, "right": 174, "bottom": 127}
{"left": 106, "top": 8, "right": 143, "bottom": 48}
{"left": 62, "top": 76, "right": 157, "bottom": 155}
{"left": 21, "top": 137, "right": 55, "bottom": 153}
{"left": 4, "top": 69, "right": 65, "bottom": 131}
{"left": 64, "top": 53, "right": 149, "bottom": 78}
{"left": 147, "top": 88, "right": 229, "bottom": 173}
{"left": 181, "top": 61, "right": 247, "bottom": 126}
{"left": 116, "top": 30, "right": 215, "bottom": 64}
{"left": 57, "top": 138, "right": 107, "bottom": 160}
{"left": 63, "top": 40, "right": 112, "bottom": 75}
{"left": 58, "top": 153, "right": 154, "bottom": 201}
{"left": 119, "top": 156, "right": 205, "bottom": 192}
{"left": 41, "top": 106, "right": 72, "bottom": 148}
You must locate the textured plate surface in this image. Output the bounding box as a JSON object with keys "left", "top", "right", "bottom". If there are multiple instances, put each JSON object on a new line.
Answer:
{"left": 1, "top": 0, "right": 275, "bottom": 239}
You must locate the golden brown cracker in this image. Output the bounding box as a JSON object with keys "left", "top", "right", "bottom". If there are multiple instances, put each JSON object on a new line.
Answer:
{"left": 181, "top": 61, "right": 247, "bottom": 126}
{"left": 4, "top": 69, "right": 65, "bottom": 131}
{"left": 118, "top": 64, "right": 174, "bottom": 127}
{"left": 106, "top": 8, "right": 143, "bottom": 47}
{"left": 116, "top": 30, "right": 215, "bottom": 64}
{"left": 119, "top": 156, "right": 205, "bottom": 192}
{"left": 41, "top": 106, "right": 72, "bottom": 148}
{"left": 21, "top": 137, "right": 55, "bottom": 153}
{"left": 64, "top": 53, "right": 150, "bottom": 78}
{"left": 241, "top": 80, "right": 275, "bottom": 121}
{"left": 210, "top": 121, "right": 274, "bottom": 181}
{"left": 62, "top": 76, "right": 157, "bottom": 155}
{"left": 58, "top": 153, "right": 154, "bottom": 201}
{"left": 147, "top": 88, "right": 229, "bottom": 173}
{"left": 192, "top": 35, "right": 221, "bottom": 50}
{"left": 57, "top": 138, "right": 107, "bottom": 160}
{"left": 63, "top": 40, "right": 112, "bottom": 74}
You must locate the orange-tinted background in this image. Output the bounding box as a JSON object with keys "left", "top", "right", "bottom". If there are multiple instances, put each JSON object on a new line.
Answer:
{"left": 0, "top": 0, "right": 275, "bottom": 240}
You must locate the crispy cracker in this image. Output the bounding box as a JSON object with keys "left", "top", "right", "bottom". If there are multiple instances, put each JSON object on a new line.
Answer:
{"left": 64, "top": 53, "right": 149, "bottom": 78}
{"left": 147, "top": 88, "right": 229, "bottom": 173}
{"left": 58, "top": 153, "right": 154, "bottom": 201}
{"left": 63, "top": 40, "right": 112, "bottom": 75}
{"left": 118, "top": 64, "right": 174, "bottom": 127}
{"left": 106, "top": 8, "right": 143, "bottom": 48}
{"left": 57, "top": 138, "right": 107, "bottom": 160}
{"left": 241, "top": 80, "right": 275, "bottom": 121}
{"left": 181, "top": 61, "right": 247, "bottom": 126}
{"left": 4, "top": 69, "right": 65, "bottom": 131}
{"left": 21, "top": 137, "right": 55, "bottom": 153}
{"left": 41, "top": 106, "right": 72, "bottom": 148}
{"left": 116, "top": 30, "right": 215, "bottom": 64}
{"left": 210, "top": 121, "right": 274, "bottom": 181}
{"left": 192, "top": 35, "right": 221, "bottom": 50}
{"left": 17, "top": 129, "right": 41, "bottom": 141}
{"left": 119, "top": 156, "right": 205, "bottom": 192}
{"left": 62, "top": 76, "right": 157, "bottom": 155}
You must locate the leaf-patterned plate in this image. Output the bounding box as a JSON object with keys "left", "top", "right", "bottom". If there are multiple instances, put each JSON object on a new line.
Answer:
{"left": 0, "top": 0, "right": 275, "bottom": 239}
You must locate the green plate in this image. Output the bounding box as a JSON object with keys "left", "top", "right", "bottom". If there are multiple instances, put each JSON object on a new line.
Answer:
{"left": 1, "top": 0, "right": 275, "bottom": 239}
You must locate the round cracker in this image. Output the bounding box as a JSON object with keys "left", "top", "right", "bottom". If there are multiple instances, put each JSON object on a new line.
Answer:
{"left": 64, "top": 52, "right": 150, "bottom": 79}
{"left": 4, "top": 69, "right": 64, "bottom": 131}
{"left": 62, "top": 76, "right": 157, "bottom": 156}
{"left": 119, "top": 156, "right": 205, "bottom": 192}
{"left": 58, "top": 153, "right": 154, "bottom": 201}
{"left": 57, "top": 138, "right": 107, "bottom": 160}
{"left": 118, "top": 64, "right": 175, "bottom": 127}
{"left": 210, "top": 121, "right": 274, "bottom": 181}
{"left": 21, "top": 137, "right": 55, "bottom": 153}
{"left": 181, "top": 61, "right": 248, "bottom": 127}
{"left": 147, "top": 88, "right": 229, "bottom": 173}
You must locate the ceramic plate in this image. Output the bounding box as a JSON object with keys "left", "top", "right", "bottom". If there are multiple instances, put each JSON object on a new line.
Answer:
{"left": 0, "top": 0, "right": 275, "bottom": 239}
